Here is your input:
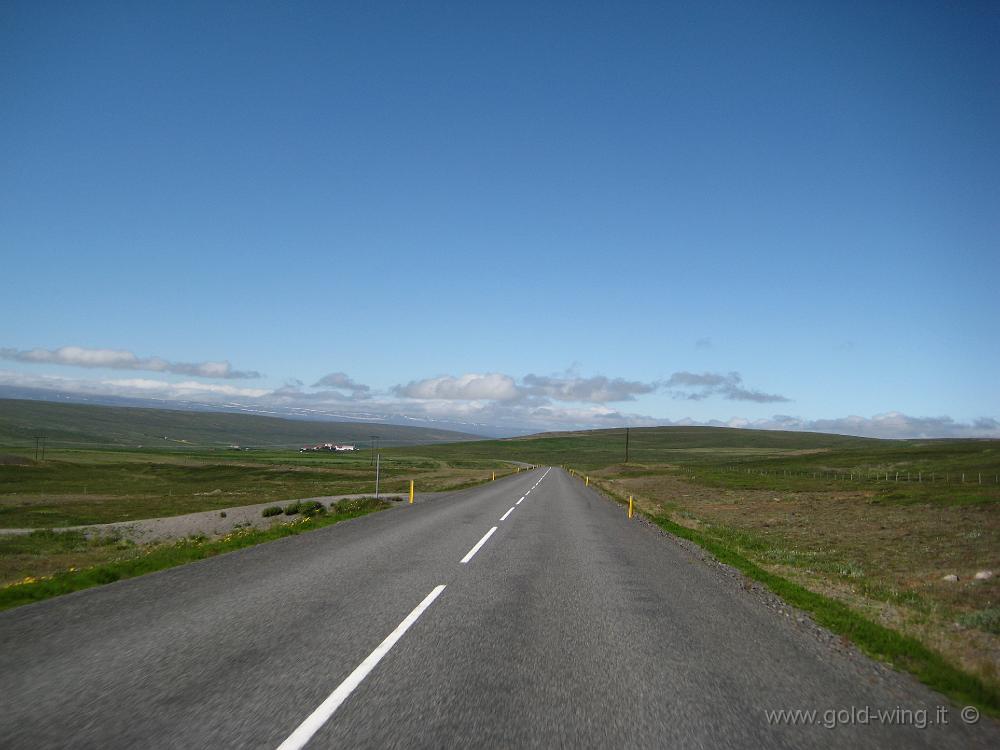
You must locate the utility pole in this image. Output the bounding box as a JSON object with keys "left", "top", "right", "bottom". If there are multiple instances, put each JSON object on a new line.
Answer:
{"left": 370, "top": 435, "right": 379, "bottom": 466}
{"left": 624, "top": 427, "right": 630, "bottom": 464}
{"left": 34, "top": 436, "right": 46, "bottom": 461}
{"left": 374, "top": 452, "right": 381, "bottom": 499}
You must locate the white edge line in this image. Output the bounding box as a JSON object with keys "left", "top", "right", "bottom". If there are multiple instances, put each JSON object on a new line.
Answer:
{"left": 275, "top": 584, "right": 447, "bottom": 750}
{"left": 516, "top": 497, "right": 524, "bottom": 505}
{"left": 460, "top": 526, "right": 498, "bottom": 564}
{"left": 500, "top": 506, "right": 515, "bottom": 521}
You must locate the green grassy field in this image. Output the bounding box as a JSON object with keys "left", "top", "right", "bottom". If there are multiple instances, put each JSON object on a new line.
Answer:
{"left": 0, "top": 401, "right": 519, "bottom": 588}
{"left": 402, "top": 425, "right": 998, "bottom": 477}
{"left": 0, "top": 446, "right": 514, "bottom": 528}
{"left": 0, "top": 399, "right": 515, "bottom": 529}
{"left": 0, "top": 442, "right": 518, "bottom": 596}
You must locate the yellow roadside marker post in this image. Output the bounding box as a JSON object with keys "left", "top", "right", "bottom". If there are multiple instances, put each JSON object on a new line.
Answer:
{"left": 492, "top": 471, "right": 496, "bottom": 481}
{"left": 409, "top": 480, "right": 414, "bottom": 504}
{"left": 628, "top": 495, "right": 634, "bottom": 519}
{"left": 586, "top": 476, "right": 589, "bottom": 486}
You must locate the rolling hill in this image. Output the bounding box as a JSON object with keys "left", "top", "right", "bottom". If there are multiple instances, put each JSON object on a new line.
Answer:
{"left": 0, "top": 399, "right": 480, "bottom": 450}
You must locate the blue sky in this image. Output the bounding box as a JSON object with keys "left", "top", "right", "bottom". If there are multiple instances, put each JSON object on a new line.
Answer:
{"left": 2, "top": 1, "right": 998, "bottom": 437}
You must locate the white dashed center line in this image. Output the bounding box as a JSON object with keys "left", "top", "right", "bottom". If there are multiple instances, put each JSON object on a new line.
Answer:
{"left": 278, "top": 468, "right": 557, "bottom": 747}
{"left": 460, "top": 526, "right": 498, "bottom": 564}
{"left": 276, "top": 585, "right": 446, "bottom": 750}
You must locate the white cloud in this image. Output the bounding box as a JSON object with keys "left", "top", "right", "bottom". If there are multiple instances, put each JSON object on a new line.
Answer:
{"left": 741, "top": 412, "right": 1000, "bottom": 439}
{"left": 395, "top": 373, "right": 520, "bottom": 401}
{"left": 665, "top": 371, "right": 790, "bottom": 403}
{"left": 1, "top": 369, "right": 995, "bottom": 439}
{"left": 311, "top": 372, "right": 371, "bottom": 397}
{"left": 395, "top": 371, "right": 659, "bottom": 404}
{"left": 103, "top": 378, "right": 270, "bottom": 398}
{"left": 0, "top": 369, "right": 270, "bottom": 400}
{"left": 0, "top": 345, "right": 261, "bottom": 379}
{"left": 364, "top": 395, "right": 664, "bottom": 432}
{"left": 521, "top": 373, "right": 657, "bottom": 402}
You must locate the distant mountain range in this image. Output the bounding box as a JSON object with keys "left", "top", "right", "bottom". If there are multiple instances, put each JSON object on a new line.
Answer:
{"left": 0, "top": 396, "right": 484, "bottom": 450}
{"left": 0, "top": 385, "right": 516, "bottom": 439}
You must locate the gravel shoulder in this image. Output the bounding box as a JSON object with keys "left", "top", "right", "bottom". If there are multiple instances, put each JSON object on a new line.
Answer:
{"left": 0, "top": 494, "right": 416, "bottom": 544}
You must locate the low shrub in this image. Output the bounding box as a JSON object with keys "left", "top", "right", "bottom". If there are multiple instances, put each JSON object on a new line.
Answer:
{"left": 299, "top": 500, "right": 326, "bottom": 517}
{"left": 332, "top": 497, "right": 390, "bottom": 514}
{"left": 959, "top": 608, "right": 1000, "bottom": 635}
{"left": 283, "top": 502, "right": 302, "bottom": 516}
{"left": 261, "top": 505, "right": 283, "bottom": 517}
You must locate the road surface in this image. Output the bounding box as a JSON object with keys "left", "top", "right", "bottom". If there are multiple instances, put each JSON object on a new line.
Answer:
{"left": 1, "top": 468, "right": 996, "bottom": 748}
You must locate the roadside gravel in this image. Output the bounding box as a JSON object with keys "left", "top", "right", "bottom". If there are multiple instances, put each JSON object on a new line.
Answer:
{"left": 0, "top": 494, "right": 409, "bottom": 544}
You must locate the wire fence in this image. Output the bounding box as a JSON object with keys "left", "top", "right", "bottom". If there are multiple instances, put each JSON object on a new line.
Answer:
{"left": 722, "top": 466, "right": 1000, "bottom": 485}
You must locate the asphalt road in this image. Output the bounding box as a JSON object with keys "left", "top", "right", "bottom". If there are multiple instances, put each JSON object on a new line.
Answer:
{"left": 2, "top": 468, "right": 996, "bottom": 748}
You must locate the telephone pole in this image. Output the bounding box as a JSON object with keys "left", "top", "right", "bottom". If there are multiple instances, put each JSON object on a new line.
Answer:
{"left": 624, "top": 427, "right": 630, "bottom": 464}
{"left": 370, "top": 435, "right": 379, "bottom": 466}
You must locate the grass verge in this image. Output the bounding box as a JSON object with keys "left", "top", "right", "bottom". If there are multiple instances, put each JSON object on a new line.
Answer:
{"left": 0, "top": 448, "right": 516, "bottom": 528}
{"left": 0, "top": 497, "right": 391, "bottom": 612}
{"left": 586, "top": 476, "right": 1000, "bottom": 717}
